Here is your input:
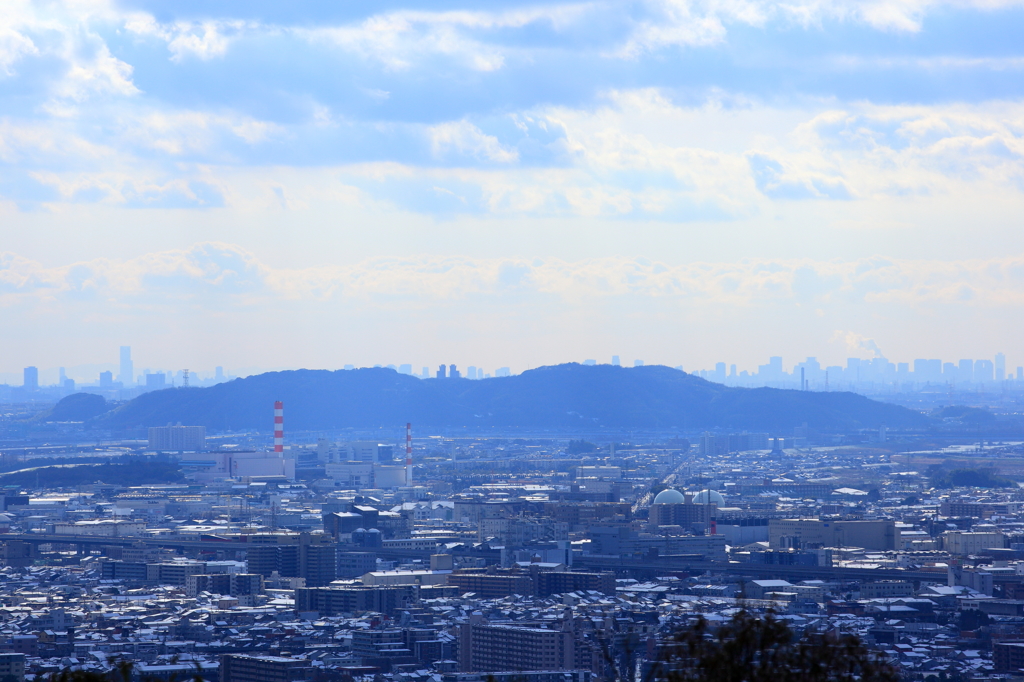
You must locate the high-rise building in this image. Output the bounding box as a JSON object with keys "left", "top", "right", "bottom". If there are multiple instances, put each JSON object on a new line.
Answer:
{"left": 0, "top": 652, "right": 26, "bottom": 682}
{"left": 145, "top": 372, "right": 167, "bottom": 389}
{"left": 345, "top": 442, "right": 394, "bottom": 463}
{"left": 975, "top": 359, "right": 995, "bottom": 383}
{"left": 633, "top": 359, "right": 644, "bottom": 367}
{"left": 958, "top": 359, "right": 974, "bottom": 383}
{"left": 148, "top": 425, "right": 207, "bottom": 452}
{"left": 99, "top": 371, "right": 113, "bottom": 387}
{"left": 295, "top": 585, "right": 416, "bottom": 616}
{"left": 913, "top": 359, "right": 941, "bottom": 383}
{"left": 22, "top": 367, "right": 38, "bottom": 390}
{"left": 119, "top": 346, "right": 133, "bottom": 386}
{"left": 714, "top": 362, "right": 726, "bottom": 382}
{"left": 245, "top": 534, "right": 337, "bottom": 587}
{"left": 220, "top": 655, "right": 313, "bottom": 682}
{"left": 437, "top": 364, "right": 447, "bottom": 379}
{"left": 449, "top": 364, "right": 461, "bottom": 379}
{"left": 458, "top": 623, "right": 576, "bottom": 672}
{"left": 611, "top": 355, "right": 620, "bottom": 366}
{"left": 996, "top": 353, "right": 1006, "bottom": 381}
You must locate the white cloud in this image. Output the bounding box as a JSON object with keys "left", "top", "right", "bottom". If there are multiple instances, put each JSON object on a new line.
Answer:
{"left": 0, "top": 27, "right": 38, "bottom": 75}
{"left": 124, "top": 15, "right": 250, "bottom": 62}
{"left": 430, "top": 121, "right": 519, "bottom": 163}
{"left": 4, "top": 243, "right": 1024, "bottom": 309}
{"left": 299, "top": 5, "right": 588, "bottom": 71}
{"left": 831, "top": 330, "right": 885, "bottom": 357}
{"left": 54, "top": 43, "right": 139, "bottom": 101}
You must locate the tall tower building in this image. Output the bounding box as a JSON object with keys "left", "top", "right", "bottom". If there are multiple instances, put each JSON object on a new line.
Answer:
{"left": 958, "top": 359, "right": 974, "bottom": 383}
{"left": 996, "top": 352, "right": 1006, "bottom": 381}
{"left": 23, "top": 367, "right": 38, "bottom": 390}
{"left": 119, "top": 346, "right": 134, "bottom": 386}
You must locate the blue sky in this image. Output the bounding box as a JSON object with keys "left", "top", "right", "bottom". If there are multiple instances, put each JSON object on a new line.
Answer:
{"left": 1, "top": 0, "right": 1023, "bottom": 380}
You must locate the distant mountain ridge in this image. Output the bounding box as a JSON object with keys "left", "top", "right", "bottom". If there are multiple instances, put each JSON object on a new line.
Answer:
{"left": 91, "top": 363, "right": 928, "bottom": 432}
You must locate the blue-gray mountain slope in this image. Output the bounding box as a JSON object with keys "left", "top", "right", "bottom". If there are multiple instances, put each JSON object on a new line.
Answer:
{"left": 96, "top": 363, "right": 927, "bottom": 432}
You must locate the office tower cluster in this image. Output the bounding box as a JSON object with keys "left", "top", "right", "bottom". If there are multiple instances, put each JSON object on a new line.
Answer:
{"left": 2, "top": 346, "right": 233, "bottom": 402}
{"left": 690, "top": 353, "right": 1022, "bottom": 392}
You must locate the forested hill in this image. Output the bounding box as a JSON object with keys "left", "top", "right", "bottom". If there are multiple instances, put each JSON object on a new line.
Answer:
{"left": 88, "top": 363, "right": 928, "bottom": 432}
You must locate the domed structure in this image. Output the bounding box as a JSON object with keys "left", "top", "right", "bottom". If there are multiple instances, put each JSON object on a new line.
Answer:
{"left": 653, "top": 489, "right": 685, "bottom": 505}
{"left": 693, "top": 489, "right": 726, "bottom": 506}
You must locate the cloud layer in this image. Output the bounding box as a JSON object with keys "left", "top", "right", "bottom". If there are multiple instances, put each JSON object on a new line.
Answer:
{"left": 1, "top": 0, "right": 1023, "bottom": 372}
{"left": 0, "top": 242, "right": 1021, "bottom": 372}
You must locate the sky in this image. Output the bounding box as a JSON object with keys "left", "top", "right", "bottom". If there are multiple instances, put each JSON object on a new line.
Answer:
{"left": 2, "top": 0, "right": 1024, "bottom": 381}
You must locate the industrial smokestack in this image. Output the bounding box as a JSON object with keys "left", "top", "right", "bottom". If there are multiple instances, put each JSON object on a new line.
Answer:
{"left": 274, "top": 401, "right": 284, "bottom": 453}
{"left": 406, "top": 422, "right": 413, "bottom": 485}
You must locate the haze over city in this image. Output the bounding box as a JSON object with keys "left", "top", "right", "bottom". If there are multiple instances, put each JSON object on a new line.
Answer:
{"left": 3, "top": 4, "right": 1024, "bottom": 682}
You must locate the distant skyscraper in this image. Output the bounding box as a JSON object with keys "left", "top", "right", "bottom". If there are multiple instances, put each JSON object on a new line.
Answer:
{"left": 584, "top": 359, "right": 596, "bottom": 366}
{"left": 761, "top": 356, "right": 784, "bottom": 380}
{"left": 975, "top": 359, "right": 994, "bottom": 383}
{"left": 467, "top": 366, "right": 477, "bottom": 379}
{"left": 23, "top": 366, "right": 38, "bottom": 390}
{"left": 633, "top": 359, "right": 644, "bottom": 367}
{"left": 449, "top": 364, "right": 461, "bottom": 379}
{"left": 995, "top": 352, "right": 1006, "bottom": 381}
{"left": 913, "top": 359, "right": 941, "bottom": 383}
{"left": 437, "top": 364, "right": 447, "bottom": 379}
{"left": 215, "top": 366, "right": 225, "bottom": 381}
{"left": 119, "top": 346, "right": 133, "bottom": 386}
{"left": 611, "top": 355, "right": 620, "bottom": 366}
{"left": 99, "top": 371, "right": 113, "bottom": 387}
{"left": 714, "top": 362, "right": 726, "bottom": 382}
{"left": 958, "top": 359, "right": 974, "bottom": 383}
{"left": 59, "top": 367, "right": 67, "bottom": 384}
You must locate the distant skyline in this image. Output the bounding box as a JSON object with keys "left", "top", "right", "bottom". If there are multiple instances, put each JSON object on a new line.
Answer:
{"left": 1, "top": 2, "right": 1023, "bottom": 371}
{"left": 3, "top": 347, "right": 1019, "bottom": 389}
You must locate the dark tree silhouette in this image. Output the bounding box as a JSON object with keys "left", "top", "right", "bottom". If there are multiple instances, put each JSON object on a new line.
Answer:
{"left": 656, "top": 611, "right": 898, "bottom": 682}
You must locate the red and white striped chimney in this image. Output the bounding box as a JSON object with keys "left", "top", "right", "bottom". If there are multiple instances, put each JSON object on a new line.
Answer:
{"left": 274, "top": 401, "right": 284, "bottom": 453}
{"left": 405, "top": 422, "right": 413, "bottom": 485}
